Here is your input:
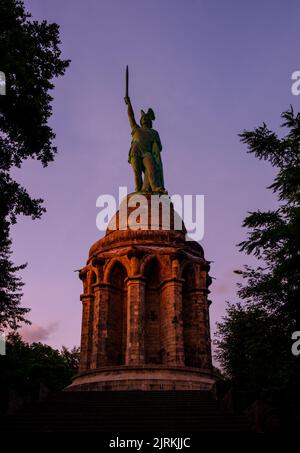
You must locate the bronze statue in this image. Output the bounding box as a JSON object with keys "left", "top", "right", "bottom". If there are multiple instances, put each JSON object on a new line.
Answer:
{"left": 124, "top": 66, "right": 166, "bottom": 193}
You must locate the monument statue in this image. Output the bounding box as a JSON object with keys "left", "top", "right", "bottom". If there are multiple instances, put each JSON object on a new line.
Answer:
{"left": 124, "top": 66, "right": 166, "bottom": 193}
{"left": 67, "top": 67, "right": 215, "bottom": 394}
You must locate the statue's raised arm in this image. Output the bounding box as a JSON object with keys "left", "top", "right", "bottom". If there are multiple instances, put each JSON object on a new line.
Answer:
{"left": 124, "top": 96, "right": 137, "bottom": 129}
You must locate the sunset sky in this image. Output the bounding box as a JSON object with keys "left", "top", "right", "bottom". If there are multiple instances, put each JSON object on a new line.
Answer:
{"left": 13, "top": 0, "right": 300, "bottom": 350}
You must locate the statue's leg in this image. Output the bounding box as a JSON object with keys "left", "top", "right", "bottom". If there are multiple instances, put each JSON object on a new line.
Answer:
{"left": 141, "top": 170, "right": 151, "bottom": 192}
{"left": 154, "top": 151, "right": 165, "bottom": 189}
{"left": 143, "top": 154, "right": 162, "bottom": 192}
{"left": 130, "top": 145, "right": 143, "bottom": 192}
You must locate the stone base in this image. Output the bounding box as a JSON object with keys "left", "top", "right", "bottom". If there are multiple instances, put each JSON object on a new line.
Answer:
{"left": 66, "top": 366, "right": 215, "bottom": 392}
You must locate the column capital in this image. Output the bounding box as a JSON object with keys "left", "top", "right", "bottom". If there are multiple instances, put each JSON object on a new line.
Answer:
{"left": 160, "top": 277, "right": 184, "bottom": 287}
{"left": 125, "top": 275, "right": 146, "bottom": 284}
{"left": 80, "top": 293, "right": 94, "bottom": 302}
{"left": 92, "top": 282, "right": 112, "bottom": 290}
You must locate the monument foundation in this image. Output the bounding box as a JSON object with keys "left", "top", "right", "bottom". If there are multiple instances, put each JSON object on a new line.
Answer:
{"left": 67, "top": 194, "right": 215, "bottom": 392}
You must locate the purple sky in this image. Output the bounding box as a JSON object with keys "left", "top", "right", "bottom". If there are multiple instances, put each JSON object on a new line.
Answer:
{"left": 12, "top": 0, "right": 299, "bottom": 348}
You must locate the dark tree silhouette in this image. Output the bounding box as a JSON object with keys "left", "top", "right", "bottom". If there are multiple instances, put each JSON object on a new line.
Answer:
{"left": 0, "top": 0, "right": 70, "bottom": 330}
{"left": 237, "top": 107, "right": 300, "bottom": 326}
{"left": 0, "top": 333, "right": 80, "bottom": 413}
{"left": 215, "top": 108, "right": 300, "bottom": 421}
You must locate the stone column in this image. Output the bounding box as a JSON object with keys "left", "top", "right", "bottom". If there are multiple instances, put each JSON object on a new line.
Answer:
{"left": 189, "top": 290, "right": 212, "bottom": 369}
{"left": 160, "top": 278, "right": 185, "bottom": 366}
{"left": 90, "top": 283, "right": 110, "bottom": 368}
{"left": 202, "top": 296, "right": 213, "bottom": 369}
{"left": 79, "top": 293, "right": 94, "bottom": 372}
{"left": 90, "top": 284, "right": 99, "bottom": 369}
{"left": 193, "top": 267, "right": 212, "bottom": 369}
{"left": 125, "top": 277, "right": 145, "bottom": 365}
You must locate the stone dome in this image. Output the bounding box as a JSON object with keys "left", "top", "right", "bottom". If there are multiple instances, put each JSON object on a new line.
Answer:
{"left": 89, "top": 192, "right": 204, "bottom": 259}
{"left": 106, "top": 192, "right": 187, "bottom": 235}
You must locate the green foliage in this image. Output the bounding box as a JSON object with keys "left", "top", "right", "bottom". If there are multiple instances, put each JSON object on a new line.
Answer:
{"left": 0, "top": 0, "right": 70, "bottom": 330}
{"left": 215, "top": 303, "right": 296, "bottom": 391}
{"left": 0, "top": 332, "right": 80, "bottom": 394}
{"left": 238, "top": 107, "right": 300, "bottom": 325}
{"left": 215, "top": 107, "right": 300, "bottom": 395}
{"left": 0, "top": 235, "right": 28, "bottom": 330}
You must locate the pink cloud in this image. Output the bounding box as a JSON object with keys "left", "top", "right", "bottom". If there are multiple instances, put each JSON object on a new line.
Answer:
{"left": 212, "top": 267, "right": 242, "bottom": 295}
{"left": 20, "top": 321, "right": 59, "bottom": 344}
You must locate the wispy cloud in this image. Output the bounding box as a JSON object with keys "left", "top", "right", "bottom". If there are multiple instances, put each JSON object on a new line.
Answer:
{"left": 20, "top": 321, "right": 59, "bottom": 344}
{"left": 212, "top": 267, "right": 242, "bottom": 296}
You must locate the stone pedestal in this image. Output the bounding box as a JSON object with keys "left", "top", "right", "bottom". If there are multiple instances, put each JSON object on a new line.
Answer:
{"left": 67, "top": 194, "right": 215, "bottom": 392}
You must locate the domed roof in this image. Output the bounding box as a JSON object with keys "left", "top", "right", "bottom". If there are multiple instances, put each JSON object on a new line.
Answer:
{"left": 89, "top": 193, "right": 205, "bottom": 259}
{"left": 106, "top": 192, "right": 186, "bottom": 235}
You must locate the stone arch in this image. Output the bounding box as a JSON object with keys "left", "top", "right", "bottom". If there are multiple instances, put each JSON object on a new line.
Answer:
{"left": 103, "top": 257, "right": 130, "bottom": 283}
{"left": 82, "top": 278, "right": 88, "bottom": 294}
{"left": 182, "top": 262, "right": 201, "bottom": 368}
{"left": 144, "top": 257, "right": 162, "bottom": 364}
{"left": 91, "top": 265, "right": 101, "bottom": 284}
{"left": 179, "top": 260, "right": 196, "bottom": 281}
{"left": 140, "top": 254, "right": 163, "bottom": 277}
{"left": 86, "top": 269, "right": 97, "bottom": 293}
{"left": 106, "top": 261, "right": 128, "bottom": 365}
{"left": 79, "top": 267, "right": 89, "bottom": 294}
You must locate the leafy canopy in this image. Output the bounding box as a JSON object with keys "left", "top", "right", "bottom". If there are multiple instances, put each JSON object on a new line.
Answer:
{"left": 0, "top": 0, "right": 70, "bottom": 330}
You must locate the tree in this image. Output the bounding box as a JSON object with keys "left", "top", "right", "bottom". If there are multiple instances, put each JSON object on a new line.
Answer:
{"left": 237, "top": 107, "right": 300, "bottom": 327}
{"left": 215, "top": 303, "right": 294, "bottom": 392}
{"left": 0, "top": 0, "right": 70, "bottom": 330}
{"left": 0, "top": 332, "right": 79, "bottom": 401}
{"left": 215, "top": 107, "right": 300, "bottom": 394}
{"left": 60, "top": 345, "right": 80, "bottom": 373}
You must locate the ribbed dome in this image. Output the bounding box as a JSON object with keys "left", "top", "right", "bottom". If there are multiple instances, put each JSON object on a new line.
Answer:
{"left": 89, "top": 192, "right": 204, "bottom": 259}
{"left": 106, "top": 193, "right": 186, "bottom": 235}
